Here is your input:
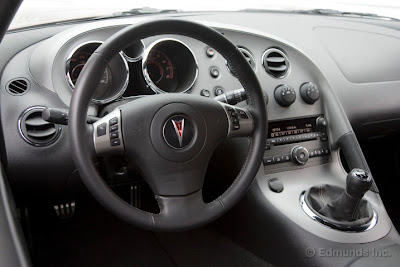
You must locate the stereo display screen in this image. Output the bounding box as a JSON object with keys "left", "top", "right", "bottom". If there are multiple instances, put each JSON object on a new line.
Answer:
{"left": 268, "top": 117, "right": 318, "bottom": 138}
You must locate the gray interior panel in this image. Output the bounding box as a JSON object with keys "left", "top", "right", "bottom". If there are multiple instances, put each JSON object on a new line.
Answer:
{"left": 315, "top": 27, "right": 400, "bottom": 83}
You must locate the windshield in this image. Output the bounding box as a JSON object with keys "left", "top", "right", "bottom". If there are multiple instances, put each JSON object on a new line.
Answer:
{"left": 10, "top": 0, "right": 400, "bottom": 30}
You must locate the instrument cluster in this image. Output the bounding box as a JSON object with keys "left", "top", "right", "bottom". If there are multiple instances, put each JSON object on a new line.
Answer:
{"left": 66, "top": 38, "right": 198, "bottom": 104}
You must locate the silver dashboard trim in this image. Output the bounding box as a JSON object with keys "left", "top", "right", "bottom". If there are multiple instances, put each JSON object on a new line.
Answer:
{"left": 261, "top": 47, "right": 290, "bottom": 79}
{"left": 65, "top": 41, "right": 130, "bottom": 105}
{"left": 18, "top": 106, "right": 62, "bottom": 147}
{"left": 299, "top": 191, "right": 378, "bottom": 233}
{"left": 121, "top": 39, "right": 145, "bottom": 62}
{"left": 142, "top": 38, "right": 199, "bottom": 94}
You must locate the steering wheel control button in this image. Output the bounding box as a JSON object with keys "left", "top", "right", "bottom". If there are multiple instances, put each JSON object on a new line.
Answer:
{"left": 110, "top": 131, "right": 119, "bottom": 139}
{"left": 200, "top": 89, "right": 211, "bottom": 97}
{"left": 206, "top": 47, "right": 215, "bottom": 57}
{"left": 214, "top": 87, "right": 224, "bottom": 96}
{"left": 238, "top": 110, "right": 248, "bottom": 119}
{"left": 93, "top": 108, "right": 124, "bottom": 156}
{"left": 291, "top": 146, "right": 309, "bottom": 165}
{"left": 300, "top": 82, "right": 320, "bottom": 104}
{"left": 268, "top": 178, "right": 284, "bottom": 193}
{"left": 109, "top": 117, "right": 118, "bottom": 126}
{"left": 210, "top": 67, "right": 220, "bottom": 78}
{"left": 163, "top": 116, "right": 194, "bottom": 149}
{"left": 226, "top": 107, "right": 241, "bottom": 131}
{"left": 274, "top": 85, "right": 296, "bottom": 107}
{"left": 110, "top": 124, "right": 118, "bottom": 132}
{"left": 110, "top": 139, "right": 121, "bottom": 146}
{"left": 97, "top": 123, "right": 107, "bottom": 137}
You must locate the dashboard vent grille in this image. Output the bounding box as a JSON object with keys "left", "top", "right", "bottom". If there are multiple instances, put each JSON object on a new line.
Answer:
{"left": 227, "top": 47, "right": 256, "bottom": 76}
{"left": 6, "top": 78, "right": 30, "bottom": 95}
{"left": 262, "top": 48, "right": 289, "bottom": 78}
{"left": 18, "top": 107, "right": 61, "bottom": 146}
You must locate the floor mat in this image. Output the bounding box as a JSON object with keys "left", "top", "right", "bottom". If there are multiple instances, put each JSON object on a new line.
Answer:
{"left": 29, "top": 195, "right": 272, "bottom": 267}
{"left": 155, "top": 229, "right": 272, "bottom": 267}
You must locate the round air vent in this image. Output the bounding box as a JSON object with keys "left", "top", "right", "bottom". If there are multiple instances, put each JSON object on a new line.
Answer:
{"left": 262, "top": 48, "right": 289, "bottom": 78}
{"left": 5, "top": 78, "right": 30, "bottom": 95}
{"left": 226, "top": 47, "right": 256, "bottom": 76}
{"left": 18, "top": 106, "right": 62, "bottom": 147}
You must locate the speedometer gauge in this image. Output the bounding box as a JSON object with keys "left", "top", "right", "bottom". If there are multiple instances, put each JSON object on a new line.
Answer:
{"left": 143, "top": 38, "right": 198, "bottom": 94}
{"left": 66, "top": 41, "right": 129, "bottom": 104}
{"left": 146, "top": 50, "right": 175, "bottom": 86}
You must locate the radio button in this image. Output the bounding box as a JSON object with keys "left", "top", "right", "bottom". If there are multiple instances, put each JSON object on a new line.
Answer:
{"left": 282, "top": 154, "right": 291, "bottom": 162}
{"left": 273, "top": 155, "right": 283, "bottom": 163}
{"left": 265, "top": 141, "right": 271, "bottom": 150}
{"left": 322, "top": 148, "right": 330, "bottom": 155}
{"left": 315, "top": 148, "right": 322, "bottom": 156}
{"left": 263, "top": 157, "right": 274, "bottom": 165}
{"left": 309, "top": 149, "right": 316, "bottom": 158}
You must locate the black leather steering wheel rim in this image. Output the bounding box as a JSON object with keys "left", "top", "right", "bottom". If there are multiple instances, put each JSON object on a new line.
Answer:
{"left": 69, "top": 19, "right": 267, "bottom": 231}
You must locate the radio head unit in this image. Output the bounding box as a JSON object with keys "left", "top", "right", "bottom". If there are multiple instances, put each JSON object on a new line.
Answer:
{"left": 264, "top": 115, "right": 330, "bottom": 171}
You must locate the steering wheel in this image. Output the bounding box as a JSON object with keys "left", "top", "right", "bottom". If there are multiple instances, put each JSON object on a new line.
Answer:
{"left": 69, "top": 19, "right": 267, "bottom": 231}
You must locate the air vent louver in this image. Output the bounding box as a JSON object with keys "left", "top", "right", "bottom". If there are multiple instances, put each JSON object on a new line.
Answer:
{"left": 6, "top": 78, "right": 30, "bottom": 95}
{"left": 18, "top": 107, "right": 61, "bottom": 146}
{"left": 262, "top": 48, "right": 289, "bottom": 78}
{"left": 227, "top": 47, "right": 256, "bottom": 76}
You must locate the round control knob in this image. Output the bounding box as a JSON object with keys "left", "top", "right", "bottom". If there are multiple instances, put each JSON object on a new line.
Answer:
{"left": 291, "top": 146, "right": 309, "bottom": 165}
{"left": 316, "top": 117, "right": 327, "bottom": 128}
{"left": 274, "top": 85, "right": 296, "bottom": 107}
{"left": 300, "top": 82, "right": 320, "bottom": 104}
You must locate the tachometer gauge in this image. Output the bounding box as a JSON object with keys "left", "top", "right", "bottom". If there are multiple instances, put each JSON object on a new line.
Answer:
{"left": 66, "top": 41, "right": 129, "bottom": 104}
{"left": 69, "top": 52, "right": 109, "bottom": 85}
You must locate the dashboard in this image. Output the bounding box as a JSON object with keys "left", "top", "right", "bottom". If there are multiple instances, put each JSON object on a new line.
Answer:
{"left": 1, "top": 12, "right": 400, "bottom": 196}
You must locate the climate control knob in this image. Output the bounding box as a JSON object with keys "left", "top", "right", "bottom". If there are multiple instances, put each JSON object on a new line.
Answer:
{"left": 291, "top": 146, "right": 309, "bottom": 165}
{"left": 274, "top": 85, "right": 296, "bottom": 107}
{"left": 300, "top": 82, "right": 320, "bottom": 104}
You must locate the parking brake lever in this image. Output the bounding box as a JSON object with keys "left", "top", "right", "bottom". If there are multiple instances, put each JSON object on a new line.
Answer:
{"left": 42, "top": 107, "right": 99, "bottom": 125}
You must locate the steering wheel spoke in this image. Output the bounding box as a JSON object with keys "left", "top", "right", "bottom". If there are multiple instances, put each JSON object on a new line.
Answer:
{"left": 92, "top": 108, "right": 125, "bottom": 156}
{"left": 219, "top": 103, "right": 254, "bottom": 138}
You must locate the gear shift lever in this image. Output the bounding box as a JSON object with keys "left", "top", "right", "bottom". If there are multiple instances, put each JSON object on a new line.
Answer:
{"left": 303, "top": 168, "right": 375, "bottom": 231}
{"left": 317, "top": 169, "right": 372, "bottom": 222}
{"left": 346, "top": 169, "right": 372, "bottom": 199}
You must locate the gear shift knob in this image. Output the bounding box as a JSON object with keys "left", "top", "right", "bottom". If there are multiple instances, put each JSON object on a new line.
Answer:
{"left": 346, "top": 168, "right": 372, "bottom": 199}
